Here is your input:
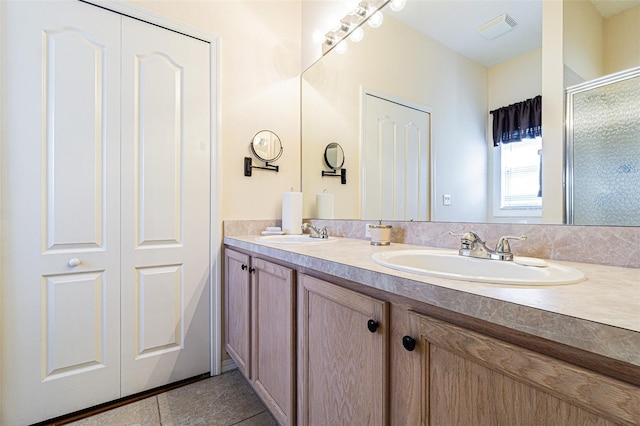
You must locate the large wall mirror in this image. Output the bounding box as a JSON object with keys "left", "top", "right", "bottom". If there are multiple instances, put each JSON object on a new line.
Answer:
{"left": 301, "top": 0, "right": 640, "bottom": 226}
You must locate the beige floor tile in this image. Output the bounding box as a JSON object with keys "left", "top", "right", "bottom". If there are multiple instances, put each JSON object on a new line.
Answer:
{"left": 65, "top": 396, "right": 161, "bottom": 426}
{"left": 158, "top": 369, "right": 275, "bottom": 426}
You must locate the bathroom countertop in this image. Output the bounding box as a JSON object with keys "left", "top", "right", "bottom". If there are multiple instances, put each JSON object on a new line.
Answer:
{"left": 224, "top": 235, "right": 640, "bottom": 370}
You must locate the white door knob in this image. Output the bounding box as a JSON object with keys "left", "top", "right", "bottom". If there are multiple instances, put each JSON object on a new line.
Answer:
{"left": 67, "top": 258, "right": 81, "bottom": 267}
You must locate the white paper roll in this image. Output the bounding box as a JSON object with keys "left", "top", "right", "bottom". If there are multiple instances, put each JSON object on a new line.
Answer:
{"left": 316, "top": 192, "right": 334, "bottom": 219}
{"left": 282, "top": 191, "right": 303, "bottom": 234}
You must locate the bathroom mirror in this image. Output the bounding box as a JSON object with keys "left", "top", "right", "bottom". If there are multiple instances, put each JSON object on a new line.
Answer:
{"left": 251, "top": 130, "right": 283, "bottom": 163}
{"left": 324, "top": 142, "right": 344, "bottom": 170}
{"left": 301, "top": 0, "right": 640, "bottom": 225}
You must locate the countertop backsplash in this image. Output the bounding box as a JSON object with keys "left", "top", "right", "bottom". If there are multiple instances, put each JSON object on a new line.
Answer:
{"left": 223, "top": 220, "right": 640, "bottom": 269}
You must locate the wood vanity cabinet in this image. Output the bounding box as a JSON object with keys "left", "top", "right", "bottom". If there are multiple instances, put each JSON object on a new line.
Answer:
{"left": 224, "top": 249, "right": 296, "bottom": 425}
{"left": 225, "top": 246, "right": 640, "bottom": 426}
{"left": 297, "top": 274, "right": 389, "bottom": 426}
{"left": 400, "top": 311, "right": 639, "bottom": 425}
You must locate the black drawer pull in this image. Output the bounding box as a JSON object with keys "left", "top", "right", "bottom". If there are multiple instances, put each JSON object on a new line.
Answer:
{"left": 367, "top": 319, "right": 379, "bottom": 333}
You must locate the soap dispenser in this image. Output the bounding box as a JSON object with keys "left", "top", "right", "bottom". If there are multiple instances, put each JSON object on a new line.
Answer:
{"left": 369, "top": 220, "right": 392, "bottom": 246}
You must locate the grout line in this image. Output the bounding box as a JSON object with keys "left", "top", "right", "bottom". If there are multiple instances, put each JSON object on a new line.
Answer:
{"left": 229, "top": 409, "right": 267, "bottom": 425}
{"left": 156, "top": 395, "right": 163, "bottom": 425}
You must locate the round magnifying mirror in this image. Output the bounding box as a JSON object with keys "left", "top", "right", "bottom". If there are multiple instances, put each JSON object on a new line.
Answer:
{"left": 250, "top": 130, "right": 283, "bottom": 162}
{"left": 324, "top": 142, "right": 345, "bottom": 170}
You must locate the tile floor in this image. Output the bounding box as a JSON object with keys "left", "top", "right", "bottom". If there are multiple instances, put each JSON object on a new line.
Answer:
{"left": 66, "top": 369, "right": 277, "bottom": 426}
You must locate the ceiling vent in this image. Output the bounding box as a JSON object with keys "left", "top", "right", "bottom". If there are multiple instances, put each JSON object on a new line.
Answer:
{"left": 477, "top": 13, "right": 517, "bottom": 40}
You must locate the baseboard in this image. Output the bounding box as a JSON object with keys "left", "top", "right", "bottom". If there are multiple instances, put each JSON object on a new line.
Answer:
{"left": 221, "top": 357, "right": 238, "bottom": 373}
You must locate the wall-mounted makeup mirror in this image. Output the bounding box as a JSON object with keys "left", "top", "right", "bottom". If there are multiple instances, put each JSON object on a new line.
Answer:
{"left": 321, "top": 142, "right": 347, "bottom": 184}
{"left": 251, "top": 130, "right": 283, "bottom": 162}
{"left": 324, "top": 142, "right": 345, "bottom": 170}
{"left": 244, "top": 130, "right": 282, "bottom": 176}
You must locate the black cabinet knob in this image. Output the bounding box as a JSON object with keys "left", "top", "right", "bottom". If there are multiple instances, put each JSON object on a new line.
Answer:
{"left": 367, "top": 319, "right": 379, "bottom": 333}
{"left": 241, "top": 264, "right": 247, "bottom": 270}
{"left": 402, "top": 335, "right": 416, "bottom": 352}
{"left": 249, "top": 267, "right": 255, "bottom": 273}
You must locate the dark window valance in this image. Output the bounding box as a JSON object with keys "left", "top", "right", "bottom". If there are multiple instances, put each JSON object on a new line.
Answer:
{"left": 490, "top": 95, "right": 542, "bottom": 146}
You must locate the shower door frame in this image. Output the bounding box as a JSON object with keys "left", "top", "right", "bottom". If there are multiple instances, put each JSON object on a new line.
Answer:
{"left": 564, "top": 66, "right": 640, "bottom": 224}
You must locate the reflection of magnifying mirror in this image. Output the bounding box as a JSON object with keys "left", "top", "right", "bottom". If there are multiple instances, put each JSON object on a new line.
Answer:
{"left": 321, "top": 142, "right": 347, "bottom": 184}
{"left": 251, "top": 130, "right": 283, "bottom": 162}
{"left": 244, "top": 130, "right": 283, "bottom": 177}
{"left": 324, "top": 142, "right": 344, "bottom": 170}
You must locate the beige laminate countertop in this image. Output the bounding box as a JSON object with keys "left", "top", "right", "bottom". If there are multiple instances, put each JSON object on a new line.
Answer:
{"left": 224, "top": 235, "right": 640, "bottom": 369}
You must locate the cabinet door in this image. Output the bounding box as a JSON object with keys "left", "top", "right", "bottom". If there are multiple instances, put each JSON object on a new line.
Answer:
{"left": 251, "top": 258, "right": 296, "bottom": 426}
{"left": 298, "top": 274, "right": 389, "bottom": 426}
{"left": 1, "top": 2, "right": 122, "bottom": 424}
{"left": 225, "top": 249, "right": 252, "bottom": 379}
{"left": 409, "top": 313, "right": 640, "bottom": 425}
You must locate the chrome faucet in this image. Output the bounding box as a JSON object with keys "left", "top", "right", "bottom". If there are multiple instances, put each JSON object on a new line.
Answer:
{"left": 450, "top": 231, "right": 526, "bottom": 261}
{"left": 301, "top": 223, "right": 329, "bottom": 239}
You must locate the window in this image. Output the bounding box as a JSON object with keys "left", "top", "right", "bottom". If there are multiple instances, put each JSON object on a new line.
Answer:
{"left": 499, "top": 137, "right": 542, "bottom": 209}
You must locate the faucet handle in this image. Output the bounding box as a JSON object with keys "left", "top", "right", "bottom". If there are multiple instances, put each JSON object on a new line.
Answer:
{"left": 496, "top": 235, "right": 527, "bottom": 254}
{"left": 449, "top": 231, "right": 482, "bottom": 249}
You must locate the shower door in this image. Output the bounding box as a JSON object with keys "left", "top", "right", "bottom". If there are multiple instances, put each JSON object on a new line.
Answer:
{"left": 566, "top": 67, "right": 640, "bottom": 226}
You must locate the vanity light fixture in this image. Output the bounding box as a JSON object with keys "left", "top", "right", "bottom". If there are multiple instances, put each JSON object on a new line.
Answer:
{"left": 321, "top": 0, "right": 389, "bottom": 54}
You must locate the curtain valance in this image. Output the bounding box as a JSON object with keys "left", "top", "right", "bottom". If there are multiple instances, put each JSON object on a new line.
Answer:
{"left": 490, "top": 95, "right": 542, "bottom": 146}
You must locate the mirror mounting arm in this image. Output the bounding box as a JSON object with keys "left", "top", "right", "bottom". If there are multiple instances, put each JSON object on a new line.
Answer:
{"left": 321, "top": 168, "right": 347, "bottom": 184}
{"left": 244, "top": 157, "right": 279, "bottom": 177}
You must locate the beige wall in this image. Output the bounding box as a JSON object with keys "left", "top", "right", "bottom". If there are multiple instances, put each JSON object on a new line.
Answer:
{"left": 127, "top": 0, "right": 302, "bottom": 221}
{"left": 563, "top": 0, "right": 604, "bottom": 82}
{"left": 604, "top": 5, "right": 640, "bottom": 75}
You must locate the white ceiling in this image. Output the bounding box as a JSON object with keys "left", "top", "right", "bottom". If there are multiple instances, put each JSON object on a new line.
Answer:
{"left": 389, "top": 0, "right": 638, "bottom": 68}
{"left": 591, "top": 0, "right": 640, "bottom": 17}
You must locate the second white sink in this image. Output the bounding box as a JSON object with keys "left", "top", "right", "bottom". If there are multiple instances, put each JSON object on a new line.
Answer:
{"left": 372, "top": 249, "right": 586, "bottom": 285}
{"left": 256, "top": 235, "right": 337, "bottom": 244}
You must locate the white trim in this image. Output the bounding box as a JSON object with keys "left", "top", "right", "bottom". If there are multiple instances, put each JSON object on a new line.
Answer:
{"left": 83, "top": 0, "right": 223, "bottom": 376}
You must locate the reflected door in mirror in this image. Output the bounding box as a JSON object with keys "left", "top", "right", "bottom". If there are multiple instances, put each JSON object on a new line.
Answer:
{"left": 363, "top": 94, "right": 430, "bottom": 221}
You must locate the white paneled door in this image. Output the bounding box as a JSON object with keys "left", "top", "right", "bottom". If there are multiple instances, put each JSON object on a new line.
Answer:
{"left": 362, "top": 93, "right": 431, "bottom": 221}
{"left": 120, "top": 15, "right": 211, "bottom": 397}
{"left": 1, "top": 1, "right": 212, "bottom": 424}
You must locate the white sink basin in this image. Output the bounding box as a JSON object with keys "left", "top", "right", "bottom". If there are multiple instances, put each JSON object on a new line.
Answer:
{"left": 256, "top": 235, "right": 337, "bottom": 244}
{"left": 372, "top": 249, "right": 586, "bottom": 285}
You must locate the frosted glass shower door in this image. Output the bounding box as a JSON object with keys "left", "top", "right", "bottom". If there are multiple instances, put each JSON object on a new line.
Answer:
{"left": 566, "top": 67, "right": 640, "bottom": 226}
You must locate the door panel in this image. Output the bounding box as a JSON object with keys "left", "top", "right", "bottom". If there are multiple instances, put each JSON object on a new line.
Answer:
{"left": 120, "top": 16, "right": 211, "bottom": 396}
{"left": 135, "top": 53, "right": 183, "bottom": 246}
{"left": 1, "top": 1, "right": 122, "bottom": 424}
{"left": 44, "top": 27, "right": 108, "bottom": 251}
{"left": 43, "top": 271, "right": 108, "bottom": 379}
{"left": 135, "top": 265, "right": 184, "bottom": 357}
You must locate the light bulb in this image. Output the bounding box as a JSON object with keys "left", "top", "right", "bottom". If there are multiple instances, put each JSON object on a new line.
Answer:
{"left": 344, "top": 0, "right": 359, "bottom": 13}
{"left": 368, "top": 11, "right": 384, "bottom": 28}
{"left": 312, "top": 29, "right": 325, "bottom": 45}
{"left": 335, "top": 40, "right": 348, "bottom": 54}
{"left": 349, "top": 27, "right": 364, "bottom": 42}
{"left": 389, "top": 0, "right": 406, "bottom": 12}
